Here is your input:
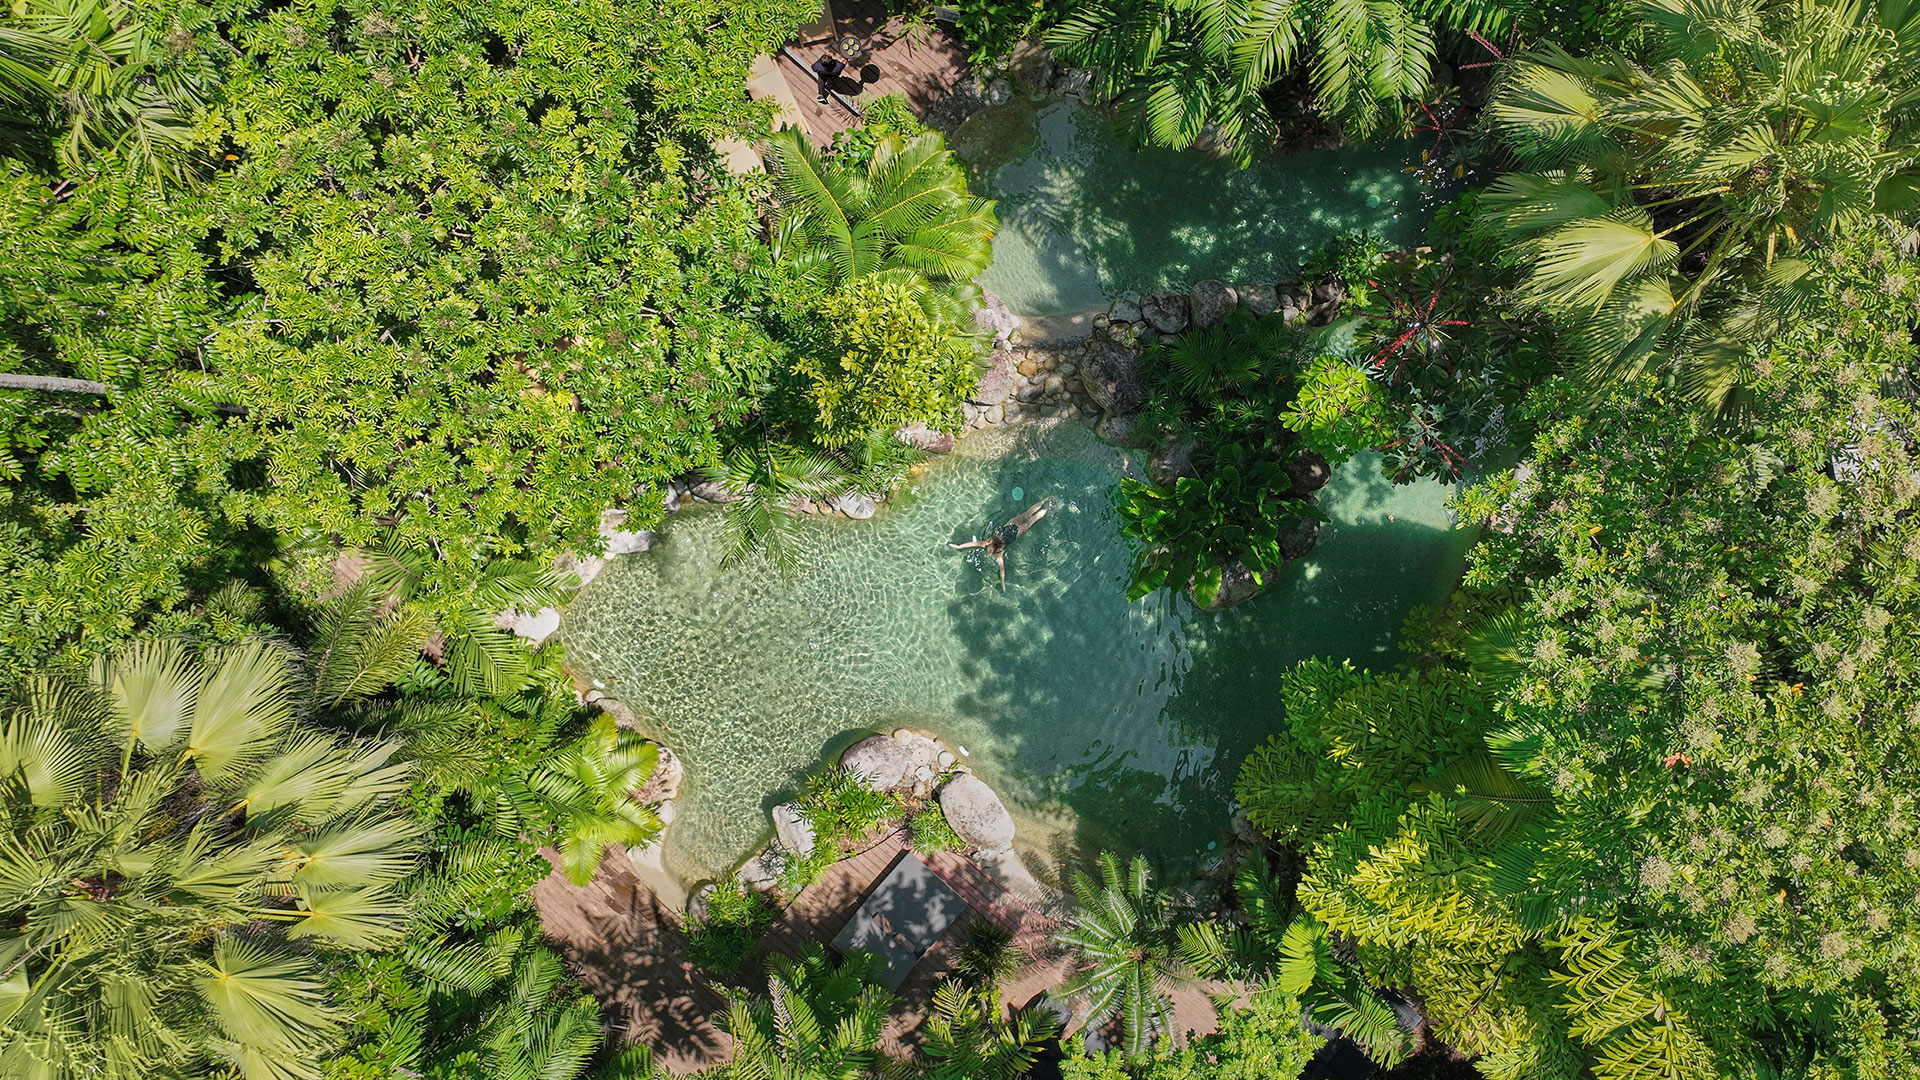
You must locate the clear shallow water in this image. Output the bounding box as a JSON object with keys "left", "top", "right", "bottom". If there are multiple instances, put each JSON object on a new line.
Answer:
{"left": 560, "top": 425, "right": 1471, "bottom": 886}
{"left": 958, "top": 100, "right": 1439, "bottom": 316}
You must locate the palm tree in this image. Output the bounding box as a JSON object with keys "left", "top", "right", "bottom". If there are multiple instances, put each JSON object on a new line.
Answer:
{"left": 0, "top": 637, "right": 417, "bottom": 1080}
{"left": 1482, "top": 0, "right": 1920, "bottom": 413}
{"left": 718, "top": 943, "right": 892, "bottom": 1080}
{"left": 917, "top": 979, "right": 1056, "bottom": 1080}
{"left": 1047, "top": 0, "right": 1511, "bottom": 159}
{"left": 362, "top": 533, "right": 574, "bottom": 696}
{"left": 395, "top": 687, "right": 662, "bottom": 888}
{"left": 0, "top": 0, "right": 213, "bottom": 183}
{"left": 766, "top": 126, "right": 996, "bottom": 329}
{"left": 1054, "top": 853, "right": 1192, "bottom": 1055}
{"left": 703, "top": 442, "right": 856, "bottom": 577}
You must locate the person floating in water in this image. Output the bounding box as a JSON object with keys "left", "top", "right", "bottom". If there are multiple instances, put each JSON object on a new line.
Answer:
{"left": 951, "top": 496, "right": 1055, "bottom": 591}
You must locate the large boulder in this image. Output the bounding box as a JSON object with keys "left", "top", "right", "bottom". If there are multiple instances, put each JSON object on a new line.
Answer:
{"left": 1189, "top": 279, "right": 1237, "bottom": 329}
{"left": 973, "top": 349, "right": 1018, "bottom": 406}
{"left": 1008, "top": 41, "right": 1056, "bottom": 98}
{"left": 1140, "top": 293, "right": 1190, "bottom": 334}
{"left": 1078, "top": 336, "right": 1144, "bottom": 416}
{"left": 841, "top": 735, "right": 913, "bottom": 791}
{"left": 1097, "top": 411, "right": 1153, "bottom": 449}
{"left": 1110, "top": 294, "right": 1143, "bottom": 324}
{"left": 939, "top": 773, "right": 1016, "bottom": 852}
{"left": 1237, "top": 283, "right": 1278, "bottom": 317}
{"left": 898, "top": 424, "right": 956, "bottom": 453}
{"left": 598, "top": 509, "right": 653, "bottom": 556}
{"left": 1198, "top": 559, "right": 1269, "bottom": 612}
{"left": 1148, "top": 437, "right": 1198, "bottom": 486}
{"left": 833, "top": 492, "right": 877, "bottom": 520}
{"left": 1286, "top": 450, "right": 1332, "bottom": 496}
{"left": 772, "top": 803, "right": 815, "bottom": 859}
{"left": 687, "top": 479, "right": 743, "bottom": 503}
{"left": 1279, "top": 514, "right": 1322, "bottom": 560}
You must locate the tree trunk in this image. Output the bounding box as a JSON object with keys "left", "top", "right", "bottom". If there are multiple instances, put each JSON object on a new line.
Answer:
{"left": 0, "top": 372, "right": 110, "bottom": 395}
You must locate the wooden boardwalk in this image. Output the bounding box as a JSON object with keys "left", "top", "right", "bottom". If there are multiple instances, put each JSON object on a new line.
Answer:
{"left": 777, "top": 0, "right": 974, "bottom": 144}
{"left": 529, "top": 847, "right": 734, "bottom": 1076}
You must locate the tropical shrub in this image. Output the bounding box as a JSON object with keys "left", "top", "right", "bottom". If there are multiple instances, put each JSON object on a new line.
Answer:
{"left": 798, "top": 764, "right": 905, "bottom": 854}
{"left": 1281, "top": 357, "right": 1393, "bottom": 459}
{"left": 796, "top": 277, "right": 977, "bottom": 447}
{"left": 716, "top": 944, "right": 893, "bottom": 1079}
{"left": 1117, "top": 442, "right": 1326, "bottom": 606}
{"left": 0, "top": 638, "right": 418, "bottom": 1080}
{"left": 918, "top": 979, "right": 1057, "bottom": 1080}
{"left": 686, "top": 883, "right": 782, "bottom": 980}
{"left": 908, "top": 804, "right": 967, "bottom": 854}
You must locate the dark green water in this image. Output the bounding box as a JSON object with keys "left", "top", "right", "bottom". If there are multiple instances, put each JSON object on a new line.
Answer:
{"left": 560, "top": 426, "right": 1471, "bottom": 886}
{"left": 957, "top": 100, "right": 1440, "bottom": 315}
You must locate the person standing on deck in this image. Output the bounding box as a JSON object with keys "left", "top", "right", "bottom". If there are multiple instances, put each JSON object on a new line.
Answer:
{"left": 810, "top": 54, "right": 845, "bottom": 104}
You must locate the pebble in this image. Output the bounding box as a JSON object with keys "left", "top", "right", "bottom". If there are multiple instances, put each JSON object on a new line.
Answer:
{"left": 1017, "top": 357, "right": 1040, "bottom": 378}
{"left": 1058, "top": 362, "right": 1077, "bottom": 377}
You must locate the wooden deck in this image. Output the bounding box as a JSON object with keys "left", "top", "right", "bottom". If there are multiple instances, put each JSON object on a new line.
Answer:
{"left": 778, "top": 0, "right": 974, "bottom": 144}
{"left": 529, "top": 847, "right": 734, "bottom": 1076}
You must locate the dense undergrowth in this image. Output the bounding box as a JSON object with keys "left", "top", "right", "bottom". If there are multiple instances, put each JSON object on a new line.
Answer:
{"left": 3, "top": 0, "right": 1919, "bottom": 1077}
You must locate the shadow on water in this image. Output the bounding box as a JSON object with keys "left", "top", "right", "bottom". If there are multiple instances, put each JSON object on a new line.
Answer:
{"left": 970, "top": 101, "right": 1444, "bottom": 316}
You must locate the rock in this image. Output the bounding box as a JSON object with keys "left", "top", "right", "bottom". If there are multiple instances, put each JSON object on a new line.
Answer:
{"left": 1097, "top": 411, "right": 1153, "bottom": 449}
{"left": 738, "top": 853, "right": 781, "bottom": 891}
{"left": 1149, "top": 437, "right": 1198, "bottom": 486}
{"left": 913, "top": 764, "right": 935, "bottom": 783}
{"left": 496, "top": 606, "right": 562, "bottom": 645}
{"left": 981, "top": 77, "right": 1013, "bottom": 106}
{"left": 1078, "top": 336, "right": 1144, "bottom": 416}
{"left": 656, "top": 799, "right": 677, "bottom": 825}
{"left": 898, "top": 424, "right": 956, "bottom": 453}
{"left": 1189, "top": 279, "right": 1237, "bottom": 329}
{"left": 1007, "top": 41, "right": 1056, "bottom": 98}
{"left": 841, "top": 734, "right": 913, "bottom": 791}
{"left": 1017, "top": 355, "right": 1041, "bottom": 378}
{"left": 663, "top": 483, "right": 682, "bottom": 514}
{"left": 973, "top": 295, "right": 1022, "bottom": 345}
{"left": 1141, "top": 293, "right": 1190, "bottom": 334}
{"left": 688, "top": 479, "right": 742, "bottom": 503}
{"left": 1044, "top": 373, "right": 1065, "bottom": 394}
{"left": 1110, "top": 295, "right": 1143, "bottom": 323}
{"left": 772, "top": 802, "right": 815, "bottom": 859}
{"left": 1279, "top": 514, "right": 1322, "bottom": 560}
{"left": 1286, "top": 450, "right": 1332, "bottom": 496}
{"left": 984, "top": 404, "right": 1004, "bottom": 425}
{"left": 1238, "top": 283, "right": 1278, "bottom": 317}
{"left": 598, "top": 509, "right": 654, "bottom": 556}
{"left": 1056, "top": 67, "right": 1094, "bottom": 98}
{"left": 633, "top": 744, "right": 684, "bottom": 803}
{"left": 973, "top": 349, "right": 1018, "bottom": 405}
{"left": 833, "top": 492, "right": 877, "bottom": 519}
{"left": 937, "top": 750, "right": 956, "bottom": 769}
{"left": 1312, "top": 279, "right": 1347, "bottom": 305}
{"left": 939, "top": 773, "right": 1017, "bottom": 852}
{"left": 1057, "top": 361, "right": 1077, "bottom": 378}
{"left": 688, "top": 882, "right": 716, "bottom": 922}
{"left": 1199, "top": 559, "right": 1269, "bottom": 611}
{"left": 1230, "top": 807, "right": 1262, "bottom": 844}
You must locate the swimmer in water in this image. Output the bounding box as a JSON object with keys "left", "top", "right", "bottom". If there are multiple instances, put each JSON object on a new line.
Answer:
{"left": 951, "top": 496, "right": 1055, "bottom": 591}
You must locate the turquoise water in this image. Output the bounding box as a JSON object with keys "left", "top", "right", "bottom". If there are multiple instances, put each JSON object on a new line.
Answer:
{"left": 962, "top": 101, "right": 1441, "bottom": 316}
{"left": 560, "top": 425, "right": 1471, "bottom": 886}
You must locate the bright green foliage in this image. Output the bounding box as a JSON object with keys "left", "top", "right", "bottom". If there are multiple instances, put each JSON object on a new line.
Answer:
{"left": 327, "top": 925, "right": 635, "bottom": 1080}
{"left": 0, "top": 163, "right": 247, "bottom": 672}
{"left": 916, "top": 979, "right": 1056, "bottom": 1080}
{"left": 1281, "top": 357, "right": 1393, "bottom": 459}
{"left": 403, "top": 698, "right": 660, "bottom": 888}
{"left": 686, "top": 883, "right": 782, "bottom": 981}
{"left": 797, "top": 277, "right": 976, "bottom": 446}
{"left": 1117, "top": 442, "right": 1323, "bottom": 606}
{"left": 766, "top": 125, "right": 996, "bottom": 327}
{"left": 205, "top": 0, "right": 813, "bottom": 593}
{"left": 0, "top": 638, "right": 417, "bottom": 1080}
{"left": 0, "top": 0, "right": 214, "bottom": 183}
{"left": 1055, "top": 853, "right": 1192, "bottom": 1057}
{"left": 1483, "top": 0, "right": 1920, "bottom": 412}
{"left": 907, "top": 804, "right": 966, "bottom": 855}
{"left": 1061, "top": 994, "right": 1324, "bottom": 1080}
{"left": 1046, "top": 0, "right": 1512, "bottom": 160}
{"left": 716, "top": 943, "right": 893, "bottom": 1080}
